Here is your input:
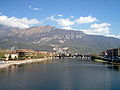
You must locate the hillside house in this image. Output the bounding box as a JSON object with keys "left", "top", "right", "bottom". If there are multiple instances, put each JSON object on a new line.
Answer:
{"left": 4, "top": 53, "right": 19, "bottom": 60}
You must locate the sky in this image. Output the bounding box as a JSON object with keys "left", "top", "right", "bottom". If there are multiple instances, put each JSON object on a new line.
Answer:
{"left": 0, "top": 0, "right": 120, "bottom": 38}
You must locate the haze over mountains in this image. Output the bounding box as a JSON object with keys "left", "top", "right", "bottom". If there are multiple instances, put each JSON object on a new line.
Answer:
{"left": 0, "top": 24, "right": 120, "bottom": 53}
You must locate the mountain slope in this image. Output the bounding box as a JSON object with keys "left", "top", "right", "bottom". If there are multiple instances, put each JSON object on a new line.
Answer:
{"left": 0, "top": 25, "right": 120, "bottom": 53}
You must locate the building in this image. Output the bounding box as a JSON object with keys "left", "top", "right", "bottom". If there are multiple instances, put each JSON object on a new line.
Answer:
{"left": 100, "top": 48, "right": 120, "bottom": 57}
{"left": 3, "top": 49, "right": 52, "bottom": 60}
{"left": 4, "top": 53, "right": 19, "bottom": 60}
{"left": 16, "top": 49, "right": 37, "bottom": 59}
{"left": 15, "top": 49, "right": 51, "bottom": 59}
{"left": 118, "top": 48, "right": 120, "bottom": 56}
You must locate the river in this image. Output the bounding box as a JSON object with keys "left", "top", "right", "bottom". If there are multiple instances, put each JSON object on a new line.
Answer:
{"left": 0, "top": 58, "right": 120, "bottom": 90}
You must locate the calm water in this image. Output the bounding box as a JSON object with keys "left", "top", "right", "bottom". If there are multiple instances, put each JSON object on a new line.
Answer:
{"left": 0, "top": 58, "right": 120, "bottom": 90}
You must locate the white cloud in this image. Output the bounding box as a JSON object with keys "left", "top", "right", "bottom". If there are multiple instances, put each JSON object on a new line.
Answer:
{"left": 81, "top": 23, "right": 120, "bottom": 39}
{"left": 29, "top": 5, "right": 42, "bottom": 11}
{"left": 57, "top": 14, "right": 63, "bottom": 17}
{"left": 75, "top": 15, "right": 98, "bottom": 24}
{"left": 47, "top": 15, "right": 55, "bottom": 21}
{"left": 90, "top": 23, "right": 111, "bottom": 29}
{"left": 115, "top": 35, "right": 120, "bottom": 39}
{"left": 106, "top": 34, "right": 120, "bottom": 39}
{"left": 70, "top": 16, "right": 74, "bottom": 18}
{"left": 56, "top": 18, "right": 74, "bottom": 27}
{"left": 0, "top": 15, "right": 41, "bottom": 28}
{"left": 62, "top": 26, "right": 75, "bottom": 30}
{"left": 83, "top": 23, "right": 111, "bottom": 35}
{"left": 46, "top": 15, "right": 120, "bottom": 39}
{"left": 82, "top": 22, "right": 113, "bottom": 37}
{"left": 47, "top": 15, "right": 98, "bottom": 29}
{"left": 84, "top": 29, "right": 120, "bottom": 39}
{"left": 47, "top": 15, "right": 74, "bottom": 27}
{"left": 83, "top": 27, "right": 110, "bottom": 35}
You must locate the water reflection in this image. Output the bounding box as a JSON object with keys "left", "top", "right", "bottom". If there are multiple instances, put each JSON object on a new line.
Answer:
{"left": 1, "top": 59, "right": 120, "bottom": 72}
{"left": 107, "top": 64, "right": 120, "bottom": 71}
{"left": 1, "top": 58, "right": 120, "bottom": 90}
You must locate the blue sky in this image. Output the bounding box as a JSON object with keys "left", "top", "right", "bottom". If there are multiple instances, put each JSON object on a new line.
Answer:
{"left": 0, "top": 0, "right": 120, "bottom": 38}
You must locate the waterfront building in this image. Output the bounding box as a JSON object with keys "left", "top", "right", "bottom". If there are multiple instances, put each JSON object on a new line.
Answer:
{"left": 100, "top": 47, "right": 120, "bottom": 57}
{"left": 4, "top": 53, "right": 19, "bottom": 60}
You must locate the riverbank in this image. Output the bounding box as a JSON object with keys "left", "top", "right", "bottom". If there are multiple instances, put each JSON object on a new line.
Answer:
{"left": 94, "top": 59, "right": 108, "bottom": 63}
{"left": 94, "top": 59, "right": 120, "bottom": 65}
{"left": 0, "top": 57, "right": 56, "bottom": 69}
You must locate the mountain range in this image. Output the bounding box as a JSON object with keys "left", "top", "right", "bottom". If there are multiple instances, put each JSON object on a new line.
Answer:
{"left": 0, "top": 24, "right": 120, "bottom": 54}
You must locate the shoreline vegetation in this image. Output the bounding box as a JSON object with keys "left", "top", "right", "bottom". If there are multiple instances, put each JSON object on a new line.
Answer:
{"left": 91, "top": 55, "right": 120, "bottom": 65}
{"left": 94, "top": 59, "right": 120, "bottom": 65}
{"left": 0, "top": 57, "right": 56, "bottom": 69}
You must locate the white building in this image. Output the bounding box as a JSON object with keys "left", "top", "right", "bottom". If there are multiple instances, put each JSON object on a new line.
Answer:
{"left": 4, "top": 53, "right": 19, "bottom": 60}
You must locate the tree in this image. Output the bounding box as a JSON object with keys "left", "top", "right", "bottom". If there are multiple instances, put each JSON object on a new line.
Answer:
{"left": 14, "top": 56, "right": 17, "bottom": 60}
{"left": 8, "top": 54, "right": 12, "bottom": 60}
{"left": 0, "top": 52, "right": 5, "bottom": 58}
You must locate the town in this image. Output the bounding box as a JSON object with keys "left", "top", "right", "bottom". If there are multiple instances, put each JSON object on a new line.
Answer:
{"left": 0, "top": 48, "right": 91, "bottom": 61}
{"left": 0, "top": 47, "right": 120, "bottom": 63}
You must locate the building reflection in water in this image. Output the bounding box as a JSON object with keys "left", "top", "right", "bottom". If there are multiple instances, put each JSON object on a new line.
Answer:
{"left": 107, "top": 64, "right": 120, "bottom": 71}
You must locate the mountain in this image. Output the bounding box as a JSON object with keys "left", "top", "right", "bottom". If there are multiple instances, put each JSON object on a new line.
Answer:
{"left": 0, "top": 24, "right": 19, "bottom": 38}
{"left": 0, "top": 25, "right": 120, "bottom": 53}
